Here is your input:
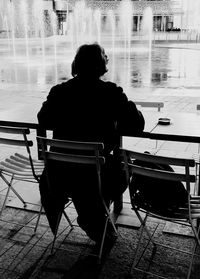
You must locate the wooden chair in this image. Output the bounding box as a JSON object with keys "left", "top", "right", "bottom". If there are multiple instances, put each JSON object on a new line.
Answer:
{"left": 135, "top": 101, "right": 164, "bottom": 112}
{"left": 37, "top": 136, "right": 118, "bottom": 261}
{"left": 119, "top": 148, "right": 200, "bottom": 279}
{"left": 0, "top": 125, "right": 44, "bottom": 233}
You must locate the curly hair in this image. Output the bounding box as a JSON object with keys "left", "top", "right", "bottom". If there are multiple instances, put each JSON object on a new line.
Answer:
{"left": 71, "top": 43, "right": 108, "bottom": 78}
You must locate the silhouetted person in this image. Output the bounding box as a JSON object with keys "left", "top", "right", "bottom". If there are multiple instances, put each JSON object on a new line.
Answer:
{"left": 38, "top": 43, "right": 145, "bottom": 243}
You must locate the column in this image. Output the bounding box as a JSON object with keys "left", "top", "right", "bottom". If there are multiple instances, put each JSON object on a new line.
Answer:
{"left": 137, "top": 15, "right": 140, "bottom": 31}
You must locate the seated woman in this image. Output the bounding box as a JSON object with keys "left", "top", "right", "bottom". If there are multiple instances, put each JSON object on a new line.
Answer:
{"left": 37, "top": 43, "right": 145, "bottom": 243}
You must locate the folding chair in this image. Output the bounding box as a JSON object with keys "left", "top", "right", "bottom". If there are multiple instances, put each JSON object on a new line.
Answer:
{"left": 37, "top": 136, "right": 118, "bottom": 261}
{"left": 0, "top": 125, "right": 44, "bottom": 233}
{"left": 119, "top": 148, "right": 200, "bottom": 279}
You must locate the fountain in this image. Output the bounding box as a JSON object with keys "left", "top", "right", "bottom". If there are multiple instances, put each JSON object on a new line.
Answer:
{"left": 1, "top": 0, "right": 200, "bottom": 110}
{"left": 141, "top": 7, "right": 153, "bottom": 51}
{"left": 2, "top": 0, "right": 153, "bottom": 87}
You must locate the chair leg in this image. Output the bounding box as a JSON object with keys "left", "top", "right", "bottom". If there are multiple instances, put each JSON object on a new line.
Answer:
{"left": 98, "top": 216, "right": 109, "bottom": 260}
{"left": 190, "top": 220, "right": 200, "bottom": 247}
{"left": 103, "top": 200, "right": 118, "bottom": 234}
{"left": 0, "top": 184, "right": 11, "bottom": 216}
{"left": 63, "top": 210, "right": 73, "bottom": 228}
{"left": 50, "top": 209, "right": 74, "bottom": 255}
{"left": 132, "top": 210, "right": 157, "bottom": 268}
{"left": 133, "top": 216, "right": 146, "bottom": 267}
{"left": 33, "top": 204, "right": 43, "bottom": 234}
{"left": 0, "top": 174, "right": 27, "bottom": 208}
{"left": 133, "top": 206, "right": 156, "bottom": 246}
{"left": 0, "top": 175, "right": 15, "bottom": 215}
{"left": 97, "top": 200, "right": 118, "bottom": 261}
{"left": 51, "top": 211, "right": 63, "bottom": 254}
{"left": 187, "top": 222, "right": 200, "bottom": 279}
{"left": 187, "top": 240, "right": 198, "bottom": 279}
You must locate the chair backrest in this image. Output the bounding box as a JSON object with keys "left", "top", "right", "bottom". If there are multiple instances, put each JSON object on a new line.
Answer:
{"left": 119, "top": 148, "right": 196, "bottom": 196}
{"left": 37, "top": 136, "right": 104, "bottom": 164}
{"left": 0, "top": 126, "right": 33, "bottom": 147}
{"left": 37, "top": 136, "right": 105, "bottom": 191}
{"left": 0, "top": 125, "right": 39, "bottom": 177}
{"left": 134, "top": 101, "right": 164, "bottom": 112}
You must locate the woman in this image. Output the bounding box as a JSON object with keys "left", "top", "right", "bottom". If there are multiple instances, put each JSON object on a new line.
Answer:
{"left": 38, "top": 43, "right": 145, "bottom": 243}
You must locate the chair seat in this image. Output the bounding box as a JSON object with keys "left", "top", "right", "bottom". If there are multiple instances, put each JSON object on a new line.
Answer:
{"left": 0, "top": 153, "right": 44, "bottom": 181}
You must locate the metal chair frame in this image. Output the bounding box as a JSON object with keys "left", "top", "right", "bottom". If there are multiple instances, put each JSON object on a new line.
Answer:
{"left": 37, "top": 136, "right": 118, "bottom": 261}
{"left": 119, "top": 148, "right": 200, "bottom": 279}
{"left": 0, "top": 125, "right": 44, "bottom": 233}
{"left": 135, "top": 101, "right": 164, "bottom": 112}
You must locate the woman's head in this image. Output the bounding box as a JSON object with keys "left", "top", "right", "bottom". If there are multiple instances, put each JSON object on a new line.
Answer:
{"left": 71, "top": 43, "right": 108, "bottom": 78}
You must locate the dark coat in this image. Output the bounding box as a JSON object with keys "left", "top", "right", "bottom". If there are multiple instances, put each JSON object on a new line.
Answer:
{"left": 38, "top": 77, "right": 145, "bottom": 154}
{"left": 37, "top": 77, "right": 145, "bottom": 234}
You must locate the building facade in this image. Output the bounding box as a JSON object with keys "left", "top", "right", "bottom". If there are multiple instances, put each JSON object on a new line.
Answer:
{"left": 51, "top": 0, "right": 184, "bottom": 33}
{"left": 0, "top": 1, "right": 196, "bottom": 38}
